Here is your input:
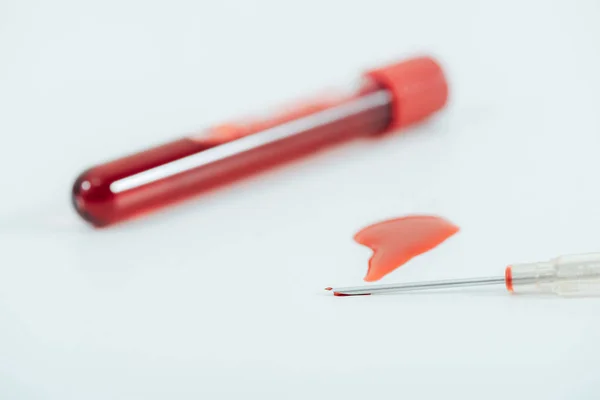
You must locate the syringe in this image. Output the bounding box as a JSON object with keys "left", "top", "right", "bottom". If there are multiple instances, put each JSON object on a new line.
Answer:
{"left": 326, "top": 253, "right": 600, "bottom": 297}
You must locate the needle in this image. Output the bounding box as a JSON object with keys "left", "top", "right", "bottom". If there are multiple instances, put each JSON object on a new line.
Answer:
{"left": 325, "top": 253, "right": 600, "bottom": 297}
{"left": 325, "top": 276, "right": 505, "bottom": 296}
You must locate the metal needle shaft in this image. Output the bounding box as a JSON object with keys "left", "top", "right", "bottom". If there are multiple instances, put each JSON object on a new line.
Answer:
{"left": 327, "top": 276, "right": 506, "bottom": 296}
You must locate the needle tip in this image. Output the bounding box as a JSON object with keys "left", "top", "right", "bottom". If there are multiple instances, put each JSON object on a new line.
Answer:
{"left": 325, "top": 287, "right": 333, "bottom": 291}
{"left": 334, "top": 292, "right": 371, "bottom": 297}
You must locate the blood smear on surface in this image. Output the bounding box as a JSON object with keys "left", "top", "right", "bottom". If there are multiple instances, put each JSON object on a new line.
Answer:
{"left": 354, "top": 215, "right": 459, "bottom": 282}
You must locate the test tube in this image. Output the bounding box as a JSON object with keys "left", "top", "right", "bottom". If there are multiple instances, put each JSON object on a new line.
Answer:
{"left": 72, "top": 56, "right": 448, "bottom": 227}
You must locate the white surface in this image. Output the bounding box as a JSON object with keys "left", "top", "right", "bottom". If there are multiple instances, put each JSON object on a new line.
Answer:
{"left": 1, "top": 1, "right": 600, "bottom": 399}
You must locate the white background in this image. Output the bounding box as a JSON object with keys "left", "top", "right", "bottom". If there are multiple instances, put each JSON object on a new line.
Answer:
{"left": 1, "top": 0, "right": 600, "bottom": 398}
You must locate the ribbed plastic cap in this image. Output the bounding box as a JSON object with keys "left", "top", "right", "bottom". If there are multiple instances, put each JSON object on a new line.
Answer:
{"left": 366, "top": 56, "right": 448, "bottom": 130}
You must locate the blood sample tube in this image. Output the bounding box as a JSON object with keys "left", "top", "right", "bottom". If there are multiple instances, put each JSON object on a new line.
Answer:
{"left": 73, "top": 56, "right": 448, "bottom": 227}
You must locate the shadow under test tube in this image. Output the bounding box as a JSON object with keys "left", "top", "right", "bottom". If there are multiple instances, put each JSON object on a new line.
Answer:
{"left": 72, "top": 56, "right": 448, "bottom": 227}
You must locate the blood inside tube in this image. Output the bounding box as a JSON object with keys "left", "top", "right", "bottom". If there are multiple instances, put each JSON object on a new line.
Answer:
{"left": 73, "top": 80, "right": 393, "bottom": 227}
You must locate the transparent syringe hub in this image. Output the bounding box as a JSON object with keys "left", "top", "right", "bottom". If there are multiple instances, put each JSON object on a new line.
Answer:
{"left": 508, "top": 253, "right": 600, "bottom": 296}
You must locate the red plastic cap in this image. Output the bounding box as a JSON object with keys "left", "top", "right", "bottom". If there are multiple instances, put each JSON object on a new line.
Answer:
{"left": 366, "top": 56, "right": 448, "bottom": 130}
